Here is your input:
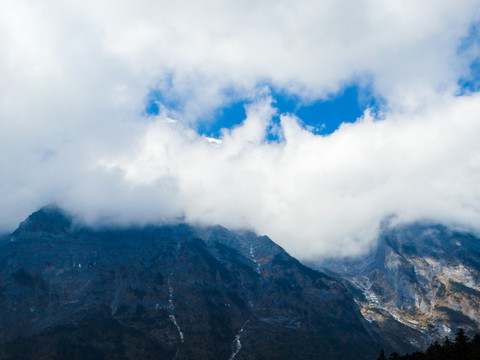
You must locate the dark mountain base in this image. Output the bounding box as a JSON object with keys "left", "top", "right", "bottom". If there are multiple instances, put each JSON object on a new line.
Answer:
{"left": 0, "top": 206, "right": 387, "bottom": 360}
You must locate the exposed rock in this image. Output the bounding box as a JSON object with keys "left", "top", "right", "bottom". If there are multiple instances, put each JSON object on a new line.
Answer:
{"left": 0, "top": 207, "right": 387, "bottom": 360}
{"left": 316, "top": 222, "right": 480, "bottom": 351}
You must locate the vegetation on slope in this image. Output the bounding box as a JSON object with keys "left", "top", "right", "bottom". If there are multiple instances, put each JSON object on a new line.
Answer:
{"left": 376, "top": 328, "right": 480, "bottom": 360}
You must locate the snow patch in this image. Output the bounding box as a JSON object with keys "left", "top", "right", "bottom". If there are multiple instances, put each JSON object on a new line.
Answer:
{"left": 205, "top": 137, "right": 222, "bottom": 146}
{"left": 168, "top": 273, "right": 184, "bottom": 343}
{"left": 228, "top": 320, "right": 249, "bottom": 360}
{"left": 110, "top": 282, "right": 124, "bottom": 315}
{"left": 249, "top": 244, "right": 261, "bottom": 274}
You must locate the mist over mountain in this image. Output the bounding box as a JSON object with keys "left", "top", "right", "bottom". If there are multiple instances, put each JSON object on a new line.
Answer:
{"left": 1, "top": 1, "right": 480, "bottom": 263}
{"left": 2, "top": 2, "right": 480, "bottom": 358}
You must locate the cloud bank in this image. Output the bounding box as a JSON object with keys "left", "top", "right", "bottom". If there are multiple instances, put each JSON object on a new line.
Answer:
{"left": 1, "top": 0, "right": 480, "bottom": 258}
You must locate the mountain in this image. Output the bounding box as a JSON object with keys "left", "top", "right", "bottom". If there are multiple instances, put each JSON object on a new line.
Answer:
{"left": 315, "top": 222, "right": 480, "bottom": 350}
{"left": 0, "top": 206, "right": 387, "bottom": 360}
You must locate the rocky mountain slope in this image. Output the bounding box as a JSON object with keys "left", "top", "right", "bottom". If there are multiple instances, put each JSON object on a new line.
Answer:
{"left": 0, "top": 206, "right": 387, "bottom": 360}
{"left": 316, "top": 222, "right": 480, "bottom": 350}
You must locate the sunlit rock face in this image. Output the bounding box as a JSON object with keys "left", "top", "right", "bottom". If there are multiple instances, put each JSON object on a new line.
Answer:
{"left": 316, "top": 223, "right": 480, "bottom": 350}
{"left": 0, "top": 206, "right": 386, "bottom": 360}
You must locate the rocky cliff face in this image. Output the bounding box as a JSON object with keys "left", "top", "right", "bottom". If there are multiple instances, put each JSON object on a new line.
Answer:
{"left": 316, "top": 222, "right": 480, "bottom": 350}
{"left": 0, "top": 206, "right": 386, "bottom": 360}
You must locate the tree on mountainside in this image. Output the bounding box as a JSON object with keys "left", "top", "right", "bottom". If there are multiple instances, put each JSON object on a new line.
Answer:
{"left": 388, "top": 352, "right": 400, "bottom": 360}
{"left": 376, "top": 328, "right": 480, "bottom": 360}
{"left": 377, "top": 349, "right": 387, "bottom": 360}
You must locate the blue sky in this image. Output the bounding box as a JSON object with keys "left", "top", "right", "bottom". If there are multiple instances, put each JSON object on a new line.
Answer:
{"left": 144, "top": 65, "right": 479, "bottom": 142}
{"left": 146, "top": 84, "right": 384, "bottom": 138}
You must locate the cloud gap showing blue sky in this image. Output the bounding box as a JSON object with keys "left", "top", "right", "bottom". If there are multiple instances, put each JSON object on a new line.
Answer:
{"left": 146, "top": 83, "right": 383, "bottom": 138}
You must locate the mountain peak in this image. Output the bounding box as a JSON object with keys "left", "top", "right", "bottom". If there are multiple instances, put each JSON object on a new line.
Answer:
{"left": 14, "top": 204, "right": 72, "bottom": 235}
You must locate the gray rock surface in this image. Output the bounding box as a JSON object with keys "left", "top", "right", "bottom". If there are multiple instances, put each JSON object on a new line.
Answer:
{"left": 316, "top": 222, "right": 480, "bottom": 351}
{"left": 0, "top": 206, "right": 387, "bottom": 360}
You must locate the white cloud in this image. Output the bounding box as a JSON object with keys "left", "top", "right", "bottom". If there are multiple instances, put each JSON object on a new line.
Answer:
{"left": 0, "top": 0, "right": 480, "bottom": 259}
{"left": 87, "top": 94, "right": 480, "bottom": 259}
